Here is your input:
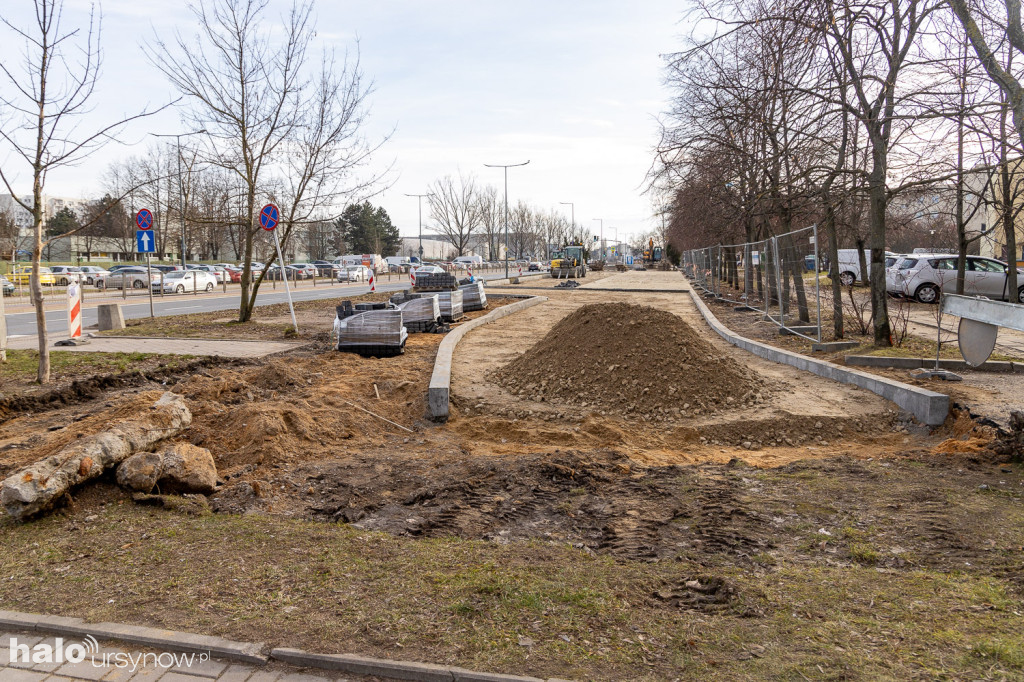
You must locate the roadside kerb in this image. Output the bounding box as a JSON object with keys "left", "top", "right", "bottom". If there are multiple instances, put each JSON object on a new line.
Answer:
{"left": 484, "top": 272, "right": 549, "bottom": 287}
{"left": 0, "top": 610, "right": 267, "bottom": 665}
{"left": 845, "top": 355, "right": 1021, "bottom": 373}
{"left": 687, "top": 289, "right": 950, "bottom": 426}
{"left": 0, "top": 610, "right": 572, "bottom": 681}
{"left": 429, "top": 296, "right": 548, "bottom": 420}
{"left": 487, "top": 286, "right": 691, "bottom": 294}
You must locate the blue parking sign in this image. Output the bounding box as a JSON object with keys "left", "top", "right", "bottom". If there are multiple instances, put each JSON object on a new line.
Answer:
{"left": 137, "top": 230, "right": 155, "bottom": 253}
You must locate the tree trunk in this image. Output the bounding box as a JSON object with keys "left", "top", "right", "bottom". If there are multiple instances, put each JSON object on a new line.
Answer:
{"left": 824, "top": 201, "right": 843, "bottom": 339}
{"left": 867, "top": 159, "right": 891, "bottom": 346}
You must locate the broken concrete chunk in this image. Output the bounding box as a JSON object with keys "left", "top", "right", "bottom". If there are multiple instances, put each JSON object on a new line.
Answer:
{"left": 0, "top": 392, "right": 192, "bottom": 520}
{"left": 117, "top": 443, "right": 217, "bottom": 495}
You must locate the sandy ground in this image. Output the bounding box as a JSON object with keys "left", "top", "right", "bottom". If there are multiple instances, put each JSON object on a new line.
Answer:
{"left": 451, "top": 288, "right": 903, "bottom": 468}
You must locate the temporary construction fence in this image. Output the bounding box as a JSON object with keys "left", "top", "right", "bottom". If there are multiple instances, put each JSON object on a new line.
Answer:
{"left": 682, "top": 224, "right": 823, "bottom": 342}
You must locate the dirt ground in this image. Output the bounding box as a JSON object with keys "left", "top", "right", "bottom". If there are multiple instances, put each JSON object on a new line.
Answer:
{"left": 1, "top": 280, "right": 1023, "bottom": 679}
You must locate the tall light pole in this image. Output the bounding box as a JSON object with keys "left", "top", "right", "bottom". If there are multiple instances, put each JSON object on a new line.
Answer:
{"left": 559, "top": 201, "right": 574, "bottom": 248}
{"left": 484, "top": 160, "right": 530, "bottom": 278}
{"left": 152, "top": 130, "right": 206, "bottom": 267}
{"left": 404, "top": 193, "right": 430, "bottom": 262}
{"left": 592, "top": 218, "right": 603, "bottom": 260}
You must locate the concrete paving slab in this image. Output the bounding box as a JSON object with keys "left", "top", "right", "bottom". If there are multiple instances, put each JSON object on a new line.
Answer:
{"left": 4, "top": 335, "right": 303, "bottom": 358}
{"left": 577, "top": 270, "right": 689, "bottom": 291}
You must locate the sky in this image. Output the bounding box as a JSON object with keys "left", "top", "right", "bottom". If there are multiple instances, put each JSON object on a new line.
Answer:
{"left": 0, "top": 0, "right": 686, "bottom": 245}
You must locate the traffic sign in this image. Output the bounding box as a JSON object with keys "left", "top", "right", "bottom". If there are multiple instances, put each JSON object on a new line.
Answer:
{"left": 136, "top": 209, "right": 153, "bottom": 230}
{"left": 260, "top": 203, "right": 280, "bottom": 231}
{"left": 137, "top": 230, "right": 155, "bottom": 253}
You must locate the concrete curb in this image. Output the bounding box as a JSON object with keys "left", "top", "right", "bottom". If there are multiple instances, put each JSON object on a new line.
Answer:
{"left": 846, "top": 355, "right": 1022, "bottom": 373}
{"left": 0, "top": 609, "right": 267, "bottom": 665}
{"left": 483, "top": 272, "right": 549, "bottom": 287}
{"left": 428, "top": 296, "right": 548, "bottom": 420}
{"left": 0, "top": 610, "right": 570, "bottom": 681}
{"left": 687, "top": 288, "right": 950, "bottom": 426}
{"left": 486, "top": 286, "right": 690, "bottom": 294}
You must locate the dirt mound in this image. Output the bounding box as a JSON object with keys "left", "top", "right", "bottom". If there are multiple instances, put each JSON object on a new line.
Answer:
{"left": 492, "top": 303, "right": 772, "bottom": 420}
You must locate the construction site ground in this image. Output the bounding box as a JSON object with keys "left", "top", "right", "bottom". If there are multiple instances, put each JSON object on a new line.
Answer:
{"left": 1, "top": 272, "right": 1023, "bottom": 681}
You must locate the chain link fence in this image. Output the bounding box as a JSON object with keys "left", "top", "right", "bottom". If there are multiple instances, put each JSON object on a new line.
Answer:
{"left": 682, "top": 225, "right": 823, "bottom": 342}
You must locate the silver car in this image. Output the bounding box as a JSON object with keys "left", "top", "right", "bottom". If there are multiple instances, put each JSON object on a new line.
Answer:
{"left": 893, "top": 254, "right": 1024, "bottom": 304}
{"left": 152, "top": 270, "right": 218, "bottom": 294}
{"left": 96, "top": 267, "right": 156, "bottom": 290}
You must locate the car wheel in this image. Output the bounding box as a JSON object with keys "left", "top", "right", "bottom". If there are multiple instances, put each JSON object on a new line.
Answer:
{"left": 1018, "top": 286, "right": 1024, "bottom": 305}
{"left": 206, "top": 282, "right": 214, "bottom": 292}
{"left": 176, "top": 285, "right": 185, "bottom": 294}
{"left": 96, "top": 281, "right": 105, "bottom": 290}
{"left": 59, "top": 277, "right": 68, "bottom": 286}
{"left": 839, "top": 271, "right": 856, "bottom": 286}
{"left": 132, "top": 279, "right": 145, "bottom": 289}
{"left": 915, "top": 283, "right": 940, "bottom": 304}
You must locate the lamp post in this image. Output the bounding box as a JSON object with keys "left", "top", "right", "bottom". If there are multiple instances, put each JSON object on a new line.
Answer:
{"left": 559, "top": 201, "right": 574, "bottom": 255}
{"left": 404, "top": 193, "right": 430, "bottom": 262}
{"left": 592, "top": 218, "right": 603, "bottom": 260}
{"left": 484, "top": 160, "right": 530, "bottom": 278}
{"left": 151, "top": 130, "right": 207, "bottom": 267}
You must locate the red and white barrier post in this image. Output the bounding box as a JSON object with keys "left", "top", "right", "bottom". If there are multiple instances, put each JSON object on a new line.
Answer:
{"left": 468, "top": 264, "right": 473, "bottom": 282}
{"left": 67, "top": 281, "right": 82, "bottom": 340}
{"left": 410, "top": 268, "right": 416, "bottom": 287}
{"left": 368, "top": 269, "right": 375, "bottom": 292}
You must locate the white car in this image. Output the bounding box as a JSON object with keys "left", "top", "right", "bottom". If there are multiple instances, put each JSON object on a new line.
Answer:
{"left": 892, "top": 254, "right": 1024, "bottom": 304}
{"left": 336, "top": 265, "right": 372, "bottom": 282}
{"left": 152, "top": 270, "right": 218, "bottom": 294}
{"left": 77, "top": 266, "right": 110, "bottom": 285}
{"left": 411, "top": 264, "right": 445, "bottom": 276}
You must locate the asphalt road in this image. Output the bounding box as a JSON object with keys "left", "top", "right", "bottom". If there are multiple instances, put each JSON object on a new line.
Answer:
{"left": 4, "top": 272, "right": 513, "bottom": 338}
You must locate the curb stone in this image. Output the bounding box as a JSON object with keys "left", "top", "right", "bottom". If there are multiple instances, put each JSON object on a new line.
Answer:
{"left": 0, "top": 610, "right": 266, "bottom": 665}
{"left": 0, "top": 610, "right": 572, "bottom": 681}
{"left": 428, "top": 295, "right": 548, "bottom": 420}
{"left": 686, "top": 285, "right": 950, "bottom": 426}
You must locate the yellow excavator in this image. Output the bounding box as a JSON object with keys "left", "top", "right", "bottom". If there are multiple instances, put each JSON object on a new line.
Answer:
{"left": 550, "top": 243, "right": 587, "bottom": 278}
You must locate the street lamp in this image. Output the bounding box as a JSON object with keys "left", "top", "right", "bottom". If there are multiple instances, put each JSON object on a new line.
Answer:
{"left": 404, "top": 193, "right": 430, "bottom": 262}
{"left": 484, "top": 160, "right": 530, "bottom": 278}
{"left": 151, "top": 130, "right": 207, "bottom": 267}
{"left": 592, "top": 218, "right": 603, "bottom": 260}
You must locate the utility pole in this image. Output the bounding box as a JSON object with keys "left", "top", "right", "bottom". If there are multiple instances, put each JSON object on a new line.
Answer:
{"left": 484, "top": 160, "right": 530, "bottom": 278}
{"left": 404, "top": 193, "right": 430, "bottom": 262}
{"left": 152, "top": 130, "right": 206, "bottom": 267}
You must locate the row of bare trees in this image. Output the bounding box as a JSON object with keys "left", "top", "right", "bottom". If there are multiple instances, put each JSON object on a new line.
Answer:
{"left": 425, "top": 173, "right": 594, "bottom": 259}
{"left": 0, "top": 0, "right": 383, "bottom": 382}
{"left": 652, "top": 0, "right": 1024, "bottom": 346}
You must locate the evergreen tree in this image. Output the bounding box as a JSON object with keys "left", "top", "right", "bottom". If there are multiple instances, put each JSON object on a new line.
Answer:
{"left": 336, "top": 201, "right": 401, "bottom": 255}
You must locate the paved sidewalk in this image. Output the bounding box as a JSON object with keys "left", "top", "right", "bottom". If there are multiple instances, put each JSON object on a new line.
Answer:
{"left": 0, "top": 630, "right": 368, "bottom": 681}
{"left": 4, "top": 335, "right": 304, "bottom": 358}
{"left": 577, "top": 270, "right": 689, "bottom": 291}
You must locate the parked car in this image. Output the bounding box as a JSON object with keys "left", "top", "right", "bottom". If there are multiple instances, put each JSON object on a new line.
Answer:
{"left": 1, "top": 275, "right": 14, "bottom": 296}
{"left": 96, "top": 266, "right": 155, "bottom": 290}
{"left": 152, "top": 264, "right": 183, "bottom": 274}
{"left": 192, "top": 264, "right": 228, "bottom": 283}
{"left": 336, "top": 265, "right": 371, "bottom": 282}
{"left": 152, "top": 270, "right": 218, "bottom": 294}
{"left": 77, "top": 266, "right": 110, "bottom": 284}
{"left": 106, "top": 264, "right": 137, "bottom": 274}
{"left": 49, "top": 266, "right": 84, "bottom": 285}
{"left": 528, "top": 260, "right": 541, "bottom": 271}
{"left": 890, "top": 254, "right": 1024, "bottom": 304}
{"left": 836, "top": 249, "right": 900, "bottom": 286}
{"left": 310, "top": 260, "right": 336, "bottom": 276}
{"left": 9, "top": 266, "right": 56, "bottom": 286}
{"left": 265, "top": 264, "right": 307, "bottom": 280}
{"left": 411, "top": 264, "right": 444, "bottom": 276}
{"left": 289, "top": 263, "right": 318, "bottom": 278}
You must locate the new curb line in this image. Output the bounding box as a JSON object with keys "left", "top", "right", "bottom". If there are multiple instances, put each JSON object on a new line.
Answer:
{"left": 686, "top": 286, "right": 950, "bottom": 426}
{"left": 0, "top": 610, "right": 572, "bottom": 681}
{"left": 428, "top": 295, "right": 548, "bottom": 420}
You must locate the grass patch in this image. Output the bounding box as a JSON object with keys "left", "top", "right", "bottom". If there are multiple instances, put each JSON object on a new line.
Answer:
{"left": 0, "top": 349, "right": 186, "bottom": 378}
{"left": 3, "top": 498, "right": 1022, "bottom": 680}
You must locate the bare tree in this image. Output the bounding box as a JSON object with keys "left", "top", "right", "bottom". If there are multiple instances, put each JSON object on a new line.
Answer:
{"left": 0, "top": 0, "right": 159, "bottom": 381}
{"left": 152, "top": 0, "right": 314, "bottom": 322}
{"left": 476, "top": 185, "right": 503, "bottom": 260}
{"left": 428, "top": 173, "right": 480, "bottom": 257}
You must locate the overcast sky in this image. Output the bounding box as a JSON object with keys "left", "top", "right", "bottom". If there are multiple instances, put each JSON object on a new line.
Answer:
{"left": 0, "top": 0, "right": 685, "bottom": 243}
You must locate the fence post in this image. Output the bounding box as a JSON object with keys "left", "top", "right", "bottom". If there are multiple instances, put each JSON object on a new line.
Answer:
{"left": 814, "top": 223, "right": 822, "bottom": 342}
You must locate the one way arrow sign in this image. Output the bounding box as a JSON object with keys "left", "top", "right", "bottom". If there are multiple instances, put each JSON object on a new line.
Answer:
{"left": 136, "top": 230, "right": 155, "bottom": 253}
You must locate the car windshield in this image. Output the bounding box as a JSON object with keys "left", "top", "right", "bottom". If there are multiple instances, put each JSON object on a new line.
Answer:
{"left": 164, "top": 272, "right": 187, "bottom": 279}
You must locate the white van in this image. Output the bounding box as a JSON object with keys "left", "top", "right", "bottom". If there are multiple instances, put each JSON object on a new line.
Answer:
{"left": 453, "top": 255, "right": 483, "bottom": 266}
{"left": 836, "top": 248, "right": 897, "bottom": 286}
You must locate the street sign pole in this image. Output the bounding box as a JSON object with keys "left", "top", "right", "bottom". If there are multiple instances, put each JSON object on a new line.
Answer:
{"left": 147, "top": 253, "right": 154, "bottom": 318}
{"left": 260, "top": 203, "right": 297, "bottom": 333}
{"left": 273, "top": 229, "right": 297, "bottom": 332}
{"left": 0, "top": 278, "right": 7, "bottom": 362}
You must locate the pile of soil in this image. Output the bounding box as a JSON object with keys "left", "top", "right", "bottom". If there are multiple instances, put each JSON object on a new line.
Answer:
{"left": 492, "top": 303, "right": 772, "bottom": 420}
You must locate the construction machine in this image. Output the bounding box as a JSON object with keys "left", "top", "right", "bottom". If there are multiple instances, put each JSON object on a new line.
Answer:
{"left": 550, "top": 243, "right": 587, "bottom": 279}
